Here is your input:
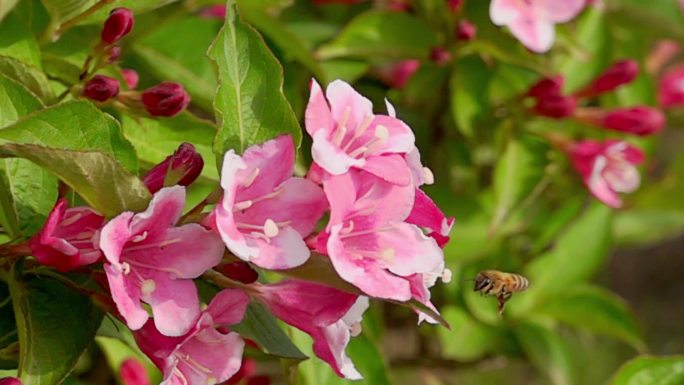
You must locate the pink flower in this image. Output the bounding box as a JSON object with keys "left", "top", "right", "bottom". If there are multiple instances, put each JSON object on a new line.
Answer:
{"left": 135, "top": 289, "right": 249, "bottom": 385}
{"left": 257, "top": 280, "right": 368, "bottom": 380}
{"left": 120, "top": 358, "right": 150, "bottom": 385}
{"left": 490, "top": 0, "right": 585, "bottom": 53}
{"left": 142, "top": 143, "right": 204, "bottom": 193}
{"left": 659, "top": 65, "right": 684, "bottom": 108}
{"left": 29, "top": 199, "right": 104, "bottom": 272}
{"left": 405, "top": 188, "right": 454, "bottom": 248}
{"left": 305, "top": 79, "right": 416, "bottom": 186}
{"left": 569, "top": 140, "right": 644, "bottom": 208}
{"left": 215, "top": 135, "right": 328, "bottom": 270}
{"left": 323, "top": 170, "right": 444, "bottom": 301}
{"left": 101, "top": 186, "right": 225, "bottom": 336}
{"left": 578, "top": 59, "right": 639, "bottom": 97}
{"left": 122, "top": 69, "right": 139, "bottom": 89}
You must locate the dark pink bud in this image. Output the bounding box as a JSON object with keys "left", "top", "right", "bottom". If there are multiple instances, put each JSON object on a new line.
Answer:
{"left": 387, "top": 60, "right": 420, "bottom": 88}
{"left": 216, "top": 261, "right": 259, "bottom": 284}
{"left": 581, "top": 59, "right": 639, "bottom": 97}
{"left": 83, "top": 75, "right": 120, "bottom": 102}
{"left": 122, "top": 69, "right": 139, "bottom": 89}
{"left": 142, "top": 143, "right": 203, "bottom": 193}
{"left": 429, "top": 47, "right": 451, "bottom": 66}
{"left": 532, "top": 95, "right": 577, "bottom": 118}
{"left": 447, "top": 0, "right": 462, "bottom": 12}
{"left": 108, "top": 46, "right": 121, "bottom": 62}
{"left": 101, "top": 8, "right": 134, "bottom": 44}
{"left": 658, "top": 65, "right": 684, "bottom": 108}
{"left": 120, "top": 358, "right": 150, "bottom": 385}
{"left": 527, "top": 75, "right": 564, "bottom": 98}
{"left": 0, "top": 378, "right": 22, "bottom": 385}
{"left": 456, "top": 20, "right": 477, "bottom": 41}
{"left": 601, "top": 106, "right": 665, "bottom": 136}
{"left": 141, "top": 82, "right": 190, "bottom": 117}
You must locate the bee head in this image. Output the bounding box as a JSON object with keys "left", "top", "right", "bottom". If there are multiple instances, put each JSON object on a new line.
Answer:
{"left": 474, "top": 272, "right": 492, "bottom": 292}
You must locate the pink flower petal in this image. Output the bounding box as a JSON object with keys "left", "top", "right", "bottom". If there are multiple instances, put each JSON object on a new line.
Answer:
{"left": 311, "top": 130, "right": 365, "bottom": 175}
{"left": 206, "top": 289, "right": 250, "bottom": 325}
{"left": 100, "top": 212, "right": 134, "bottom": 265}
{"left": 406, "top": 188, "right": 455, "bottom": 236}
{"left": 104, "top": 263, "right": 149, "bottom": 330}
{"left": 143, "top": 270, "right": 201, "bottom": 337}
{"left": 508, "top": 15, "right": 555, "bottom": 53}
{"left": 252, "top": 226, "right": 311, "bottom": 269}
{"left": 176, "top": 327, "right": 244, "bottom": 383}
{"left": 130, "top": 186, "right": 186, "bottom": 239}
{"left": 539, "top": 0, "right": 586, "bottom": 23}
{"left": 378, "top": 223, "right": 444, "bottom": 278}
{"left": 325, "top": 80, "right": 374, "bottom": 130}
{"left": 238, "top": 135, "right": 295, "bottom": 201}
{"left": 305, "top": 80, "right": 335, "bottom": 136}
{"left": 361, "top": 154, "right": 411, "bottom": 186}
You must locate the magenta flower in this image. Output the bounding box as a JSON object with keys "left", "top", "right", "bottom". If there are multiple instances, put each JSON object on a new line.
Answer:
{"left": 120, "top": 358, "right": 150, "bottom": 385}
{"left": 490, "top": 0, "right": 585, "bottom": 53}
{"left": 142, "top": 143, "right": 204, "bottom": 193}
{"left": 135, "top": 289, "right": 249, "bottom": 385}
{"left": 101, "top": 186, "right": 225, "bottom": 336}
{"left": 324, "top": 170, "right": 444, "bottom": 301}
{"left": 257, "top": 280, "right": 368, "bottom": 380}
{"left": 215, "top": 135, "right": 327, "bottom": 270}
{"left": 569, "top": 140, "right": 644, "bottom": 208}
{"left": 659, "top": 65, "right": 684, "bottom": 108}
{"left": 305, "top": 79, "right": 416, "bottom": 186}
{"left": 29, "top": 199, "right": 104, "bottom": 272}
{"left": 405, "top": 188, "right": 454, "bottom": 248}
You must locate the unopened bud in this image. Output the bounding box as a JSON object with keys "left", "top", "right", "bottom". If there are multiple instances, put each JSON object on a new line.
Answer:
{"left": 456, "top": 20, "right": 476, "bottom": 41}
{"left": 601, "top": 106, "right": 665, "bottom": 136}
{"left": 107, "top": 46, "right": 121, "bottom": 63}
{"left": 141, "top": 82, "right": 190, "bottom": 117}
{"left": 580, "top": 59, "right": 638, "bottom": 97}
{"left": 215, "top": 261, "right": 259, "bottom": 284}
{"left": 527, "top": 75, "right": 564, "bottom": 98}
{"left": 532, "top": 95, "right": 577, "bottom": 118}
{"left": 0, "top": 378, "right": 22, "bottom": 385}
{"left": 429, "top": 47, "right": 451, "bottom": 66}
{"left": 142, "top": 143, "right": 203, "bottom": 193}
{"left": 120, "top": 358, "right": 150, "bottom": 385}
{"left": 83, "top": 75, "right": 120, "bottom": 102}
{"left": 101, "top": 8, "right": 134, "bottom": 44}
{"left": 658, "top": 65, "right": 684, "bottom": 108}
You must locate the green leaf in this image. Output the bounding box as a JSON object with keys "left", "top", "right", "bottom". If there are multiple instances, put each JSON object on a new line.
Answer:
{"left": 0, "top": 12, "right": 42, "bottom": 68}
{"left": 317, "top": 11, "right": 436, "bottom": 60}
{"left": 231, "top": 302, "right": 308, "bottom": 361}
{"left": 610, "top": 355, "right": 684, "bottom": 385}
{"left": 490, "top": 135, "right": 548, "bottom": 233}
{"left": 438, "top": 306, "right": 497, "bottom": 362}
{"left": 450, "top": 56, "right": 491, "bottom": 138}
{"left": 7, "top": 270, "right": 104, "bottom": 385}
{"left": 614, "top": 210, "right": 684, "bottom": 247}
{"left": 121, "top": 113, "right": 218, "bottom": 181}
{"left": 515, "top": 321, "right": 576, "bottom": 385}
{"left": 39, "top": 0, "right": 92, "bottom": 31}
{"left": 0, "top": 55, "right": 52, "bottom": 102}
{"left": 132, "top": 16, "right": 221, "bottom": 112}
{"left": 0, "top": 0, "right": 20, "bottom": 23}
{"left": 510, "top": 204, "right": 613, "bottom": 315}
{"left": 535, "top": 285, "right": 645, "bottom": 351}
{"left": 208, "top": 1, "right": 302, "bottom": 156}
{"left": 0, "top": 144, "right": 150, "bottom": 217}
{"left": 0, "top": 75, "right": 43, "bottom": 129}
{"left": 0, "top": 100, "right": 138, "bottom": 172}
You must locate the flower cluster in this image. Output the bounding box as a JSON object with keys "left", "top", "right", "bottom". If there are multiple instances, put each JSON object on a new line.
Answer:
{"left": 524, "top": 60, "right": 662, "bottom": 208}
{"left": 27, "top": 79, "right": 452, "bottom": 383}
{"left": 80, "top": 8, "right": 190, "bottom": 117}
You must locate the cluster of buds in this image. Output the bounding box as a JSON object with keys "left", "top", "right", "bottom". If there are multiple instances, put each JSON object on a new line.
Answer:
{"left": 24, "top": 80, "right": 452, "bottom": 384}
{"left": 79, "top": 8, "right": 190, "bottom": 117}
{"left": 527, "top": 60, "right": 664, "bottom": 208}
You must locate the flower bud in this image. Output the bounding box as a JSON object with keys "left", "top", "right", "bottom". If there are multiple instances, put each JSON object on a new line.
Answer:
{"left": 83, "top": 75, "right": 120, "bottom": 102}
{"left": 122, "top": 69, "right": 139, "bottom": 89}
{"left": 601, "top": 106, "right": 665, "bottom": 136}
{"left": 216, "top": 261, "right": 259, "bottom": 284}
{"left": 142, "top": 143, "right": 203, "bottom": 193}
{"left": 429, "top": 47, "right": 451, "bottom": 66}
{"left": 198, "top": 5, "right": 227, "bottom": 19}
{"left": 107, "top": 46, "right": 121, "bottom": 63}
{"left": 447, "top": 0, "right": 462, "bottom": 12}
{"left": 141, "top": 82, "right": 190, "bottom": 117}
{"left": 456, "top": 20, "right": 476, "bottom": 41}
{"left": 580, "top": 59, "right": 638, "bottom": 97}
{"left": 0, "top": 378, "right": 22, "bottom": 385}
{"left": 658, "top": 65, "right": 684, "bottom": 108}
{"left": 101, "top": 8, "right": 134, "bottom": 44}
{"left": 532, "top": 94, "right": 577, "bottom": 118}
{"left": 120, "top": 358, "right": 150, "bottom": 385}
{"left": 527, "top": 75, "right": 564, "bottom": 98}
{"left": 386, "top": 60, "right": 420, "bottom": 89}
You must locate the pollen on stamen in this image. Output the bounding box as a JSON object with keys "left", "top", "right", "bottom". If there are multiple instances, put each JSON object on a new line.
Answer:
{"left": 263, "top": 219, "right": 279, "bottom": 238}
{"left": 131, "top": 231, "right": 148, "bottom": 243}
{"left": 380, "top": 248, "right": 395, "bottom": 261}
{"left": 340, "top": 220, "right": 355, "bottom": 234}
{"left": 374, "top": 125, "right": 390, "bottom": 142}
{"left": 422, "top": 167, "right": 435, "bottom": 185}
{"left": 350, "top": 322, "right": 362, "bottom": 337}
{"left": 243, "top": 168, "right": 260, "bottom": 188}
{"left": 442, "top": 268, "right": 452, "bottom": 283}
{"left": 121, "top": 262, "right": 131, "bottom": 275}
{"left": 233, "top": 200, "right": 253, "bottom": 211}
{"left": 141, "top": 279, "right": 156, "bottom": 296}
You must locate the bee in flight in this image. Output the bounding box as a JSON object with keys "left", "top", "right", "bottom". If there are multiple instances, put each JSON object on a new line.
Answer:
{"left": 473, "top": 270, "right": 529, "bottom": 315}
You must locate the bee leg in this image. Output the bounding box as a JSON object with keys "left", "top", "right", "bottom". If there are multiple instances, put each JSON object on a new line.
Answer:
{"left": 497, "top": 292, "right": 512, "bottom": 315}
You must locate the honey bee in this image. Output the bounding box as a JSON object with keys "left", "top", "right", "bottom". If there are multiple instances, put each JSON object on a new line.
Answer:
{"left": 473, "top": 270, "right": 529, "bottom": 315}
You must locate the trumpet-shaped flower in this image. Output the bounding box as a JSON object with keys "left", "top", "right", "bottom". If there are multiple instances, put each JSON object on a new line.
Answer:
{"left": 305, "top": 79, "right": 416, "bottom": 186}
{"left": 569, "top": 140, "right": 644, "bottom": 208}
{"left": 490, "top": 0, "right": 585, "bottom": 53}
{"left": 101, "top": 186, "right": 225, "bottom": 336}
{"left": 324, "top": 170, "right": 443, "bottom": 301}
{"left": 405, "top": 188, "right": 454, "bottom": 248}
{"left": 29, "top": 199, "right": 104, "bottom": 272}
{"left": 135, "top": 289, "right": 249, "bottom": 385}
{"left": 258, "top": 280, "right": 367, "bottom": 380}
{"left": 215, "top": 135, "right": 328, "bottom": 270}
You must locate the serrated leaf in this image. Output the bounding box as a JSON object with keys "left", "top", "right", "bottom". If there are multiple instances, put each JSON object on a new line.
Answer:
{"left": 121, "top": 113, "right": 218, "bottom": 181}
{"left": 208, "top": 1, "right": 302, "bottom": 157}
{"left": 7, "top": 269, "right": 103, "bottom": 385}
{"left": 0, "top": 100, "right": 138, "bottom": 172}
{"left": 0, "top": 55, "right": 52, "bottom": 102}
{"left": 515, "top": 321, "right": 576, "bottom": 385}
{"left": 317, "top": 11, "right": 436, "bottom": 60}
{"left": 231, "top": 302, "right": 308, "bottom": 361}
{"left": 535, "top": 285, "right": 644, "bottom": 351}
{"left": 610, "top": 355, "right": 684, "bottom": 385}
{"left": 0, "top": 144, "right": 150, "bottom": 217}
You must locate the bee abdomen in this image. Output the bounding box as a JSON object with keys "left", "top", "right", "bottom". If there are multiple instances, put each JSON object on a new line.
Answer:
{"left": 513, "top": 274, "right": 529, "bottom": 292}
